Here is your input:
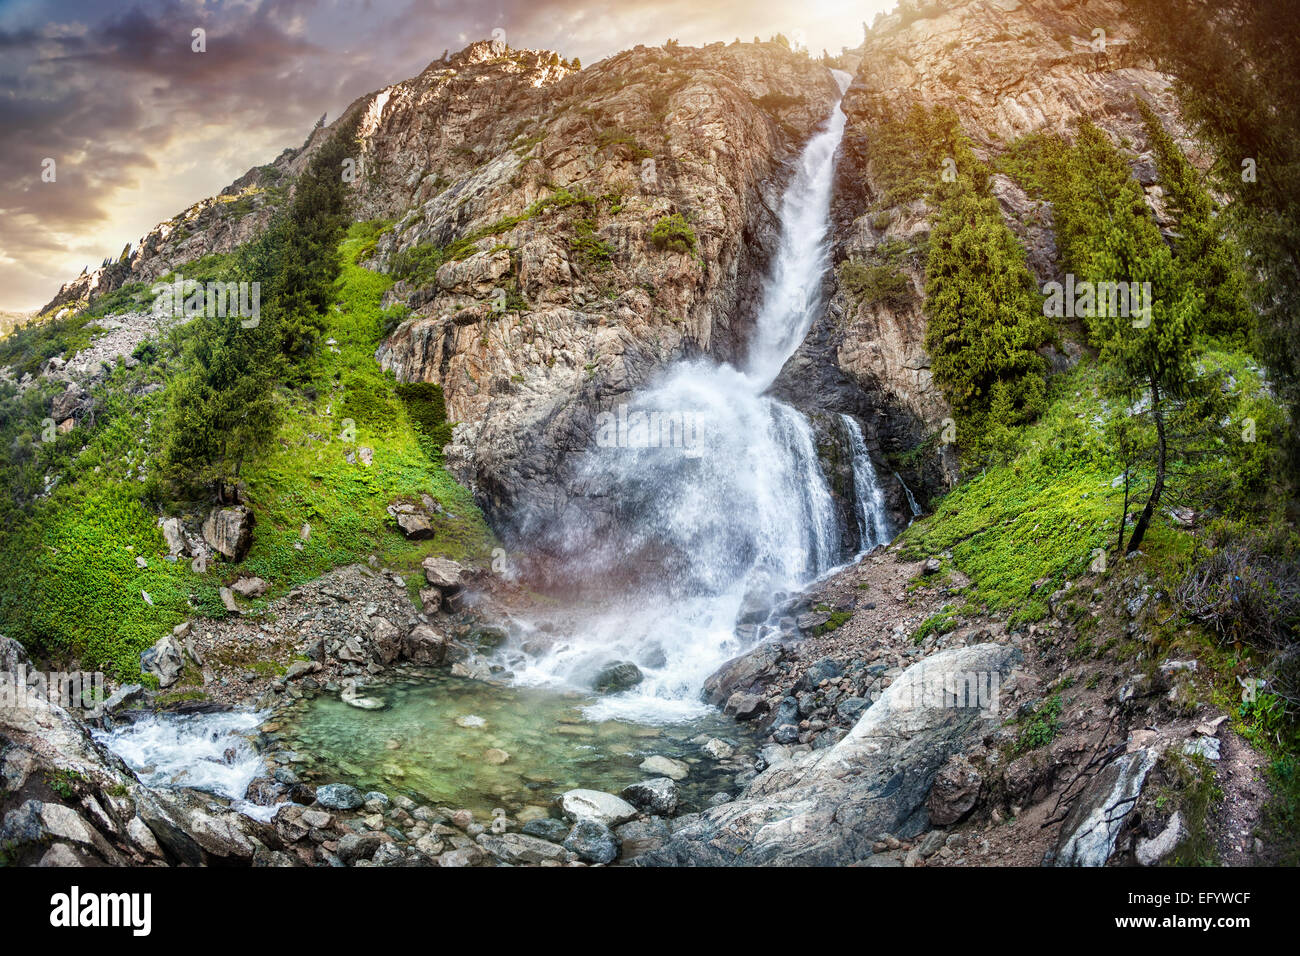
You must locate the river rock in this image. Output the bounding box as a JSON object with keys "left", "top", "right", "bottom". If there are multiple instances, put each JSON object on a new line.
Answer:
{"left": 372, "top": 842, "right": 404, "bottom": 866}
{"left": 101, "top": 683, "right": 144, "bottom": 714}
{"left": 201, "top": 505, "right": 254, "bottom": 562}
{"left": 703, "top": 642, "right": 782, "bottom": 706}
{"left": 614, "top": 817, "right": 673, "bottom": 861}
{"left": 403, "top": 624, "right": 449, "bottom": 665}
{"left": 369, "top": 617, "right": 402, "bottom": 665}
{"left": 302, "top": 809, "right": 332, "bottom": 829}
{"left": 622, "top": 777, "right": 679, "bottom": 815}
{"left": 639, "top": 755, "right": 689, "bottom": 780}
{"left": 284, "top": 660, "right": 318, "bottom": 681}
{"left": 315, "top": 784, "right": 366, "bottom": 811}
{"left": 421, "top": 556, "right": 466, "bottom": 592}
{"left": 476, "top": 831, "right": 567, "bottom": 864}
{"left": 796, "top": 657, "right": 842, "bottom": 692}
{"left": 140, "top": 633, "right": 185, "bottom": 688}
{"left": 724, "top": 692, "right": 769, "bottom": 721}
{"left": 702, "top": 738, "right": 734, "bottom": 760}
{"left": 338, "top": 831, "right": 384, "bottom": 863}
{"left": 564, "top": 818, "right": 619, "bottom": 864}
{"left": 230, "top": 576, "right": 269, "bottom": 599}
{"left": 765, "top": 696, "right": 799, "bottom": 735}
{"left": 521, "top": 818, "right": 570, "bottom": 843}
{"left": 340, "top": 680, "right": 385, "bottom": 710}
{"left": 559, "top": 789, "right": 639, "bottom": 827}
{"left": 635, "top": 644, "right": 1023, "bottom": 865}
{"left": 244, "top": 777, "right": 286, "bottom": 806}
{"left": 592, "top": 660, "right": 643, "bottom": 693}
{"left": 469, "top": 624, "right": 509, "bottom": 649}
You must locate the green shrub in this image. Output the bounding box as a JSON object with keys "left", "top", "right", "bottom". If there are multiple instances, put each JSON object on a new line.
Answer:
{"left": 839, "top": 258, "right": 915, "bottom": 311}
{"left": 395, "top": 381, "right": 455, "bottom": 457}
{"left": 594, "top": 129, "right": 652, "bottom": 160}
{"left": 912, "top": 606, "right": 959, "bottom": 644}
{"left": 1014, "top": 693, "right": 1063, "bottom": 753}
{"left": 649, "top": 213, "right": 697, "bottom": 254}
{"left": 570, "top": 219, "right": 613, "bottom": 269}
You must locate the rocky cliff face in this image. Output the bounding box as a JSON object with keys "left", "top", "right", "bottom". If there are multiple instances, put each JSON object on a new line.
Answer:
{"left": 36, "top": 39, "right": 839, "bottom": 539}
{"left": 33, "top": 6, "right": 1187, "bottom": 535}
{"left": 364, "top": 41, "right": 838, "bottom": 535}
{"left": 782, "top": 0, "right": 1183, "bottom": 505}
{"left": 40, "top": 143, "right": 307, "bottom": 317}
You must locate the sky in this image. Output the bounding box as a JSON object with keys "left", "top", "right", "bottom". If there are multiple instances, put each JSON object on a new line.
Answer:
{"left": 0, "top": 0, "right": 895, "bottom": 313}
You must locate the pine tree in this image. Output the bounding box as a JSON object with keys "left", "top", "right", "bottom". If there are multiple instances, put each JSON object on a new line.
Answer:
{"left": 1126, "top": 0, "right": 1300, "bottom": 480}
{"left": 924, "top": 186, "right": 1048, "bottom": 463}
{"left": 1056, "top": 123, "right": 1202, "bottom": 554}
{"left": 161, "top": 112, "right": 360, "bottom": 497}
{"left": 162, "top": 306, "right": 282, "bottom": 502}
{"left": 1136, "top": 99, "right": 1254, "bottom": 345}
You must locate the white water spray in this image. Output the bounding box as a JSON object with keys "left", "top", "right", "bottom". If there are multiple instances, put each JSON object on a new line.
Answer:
{"left": 510, "top": 71, "right": 888, "bottom": 722}
{"left": 93, "top": 711, "right": 275, "bottom": 819}
{"left": 841, "top": 414, "right": 894, "bottom": 553}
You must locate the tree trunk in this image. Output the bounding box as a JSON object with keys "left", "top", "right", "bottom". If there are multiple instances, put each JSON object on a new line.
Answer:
{"left": 1126, "top": 377, "right": 1166, "bottom": 555}
{"left": 1116, "top": 465, "right": 1130, "bottom": 555}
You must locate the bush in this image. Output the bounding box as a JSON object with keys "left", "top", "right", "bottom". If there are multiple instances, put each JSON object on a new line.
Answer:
{"left": 924, "top": 186, "right": 1048, "bottom": 463}
{"left": 839, "top": 253, "right": 916, "bottom": 312}
{"left": 594, "top": 129, "right": 652, "bottom": 160}
{"left": 1177, "top": 529, "right": 1300, "bottom": 652}
{"left": 649, "top": 213, "right": 697, "bottom": 254}
{"left": 1014, "top": 693, "right": 1063, "bottom": 753}
{"left": 865, "top": 103, "right": 988, "bottom": 207}
{"left": 570, "top": 219, "right": 613, "bottom": 269}
{"left": 395, "top": 381, "right": 455, "bottom": 456}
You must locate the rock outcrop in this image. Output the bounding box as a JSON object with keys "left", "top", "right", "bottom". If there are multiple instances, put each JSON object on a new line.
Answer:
{"left": 638, "top": 643, "right": 1022, "bottom": 865}
{"left": 202, "top": 505, "right": 255, "bottom": 562}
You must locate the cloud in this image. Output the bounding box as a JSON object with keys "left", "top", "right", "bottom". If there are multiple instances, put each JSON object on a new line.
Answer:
{"left": 0, "top": 0, "right": 885, "bottom": 310}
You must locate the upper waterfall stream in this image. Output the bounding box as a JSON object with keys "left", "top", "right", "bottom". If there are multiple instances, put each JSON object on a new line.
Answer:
{"left": 504, "top": 71, "right": 886, "bottom": 723}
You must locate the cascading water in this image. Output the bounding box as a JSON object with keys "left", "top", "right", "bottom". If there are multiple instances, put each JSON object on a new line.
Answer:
{"left": 841, "top": 414, "right": 894, "bottom": 554}
{"left": 92, "top": 711, "right": 276, "bottom": 819}
{"left": 508, "top": 71, "right": 878, "bottom": 722}
{"left": 896, "top": 471, "right": 923, "bottom": 521}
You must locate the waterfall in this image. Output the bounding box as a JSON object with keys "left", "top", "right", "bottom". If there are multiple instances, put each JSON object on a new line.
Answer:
{"left": 896, "top": 471, "right": 923, "bottom": 519}
{"left": 841, "top": 414, "right": 894, "bottom": 553}
{"left": 509, "top": 71, "right": 855, "bottom": 722}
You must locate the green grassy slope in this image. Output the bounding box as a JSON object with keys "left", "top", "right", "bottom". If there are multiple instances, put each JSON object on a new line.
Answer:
{"left": 0, "top": 223, "right": 492, "bottom": 678}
